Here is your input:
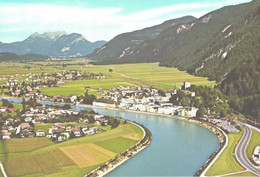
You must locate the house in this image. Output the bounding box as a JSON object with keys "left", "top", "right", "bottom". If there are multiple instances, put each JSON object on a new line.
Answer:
{"left": 94, "top": 115, "right": 104, "bottom": 120}
{"left": 5, "top": 118, "right": 14, "bottom": 125}
{"left": 79, "top": 118, "right": 88, "bottom": 123}
{"left": 36, "top": 130, "right": 46, "bottom": 137}
{"left": 186, "top": 107, "right": 198, "bottom": 118}
{"left": 0, "top": 107, "right": 7, "bottom": 112}
{"left": 21, "top": 123, "right": 30, "bottom": 130}
{"left": 72, "top": 128, "right": 81, "bottom": 137}
{"left": 95, "top": 118, "right": 108, "bottom": 126}
{"left": 1, "top": 132, "right": 11, "bottom": 139}
{"left": 7, "top": 108, "right": 15, "bottom": 113}
{"left": 183, "top": 82, "right": 191, "bottom": 89}
{"left": 177, "top": 108, "right": 186, "bottom": 117}
{"left": 21, "top": 129, "right": 34, "bottom": 138}
{"left": 65, "top": 125, "right": 74, "bottom": 132}
{"left": 190, "top": 92, "right": 196, "bottom": 97}
{"left": 83, "top": 127, "right": 96, "bottom": 135}
{"left": 57, "top": 135, "right": 67, "bottom": 142}
{"left": 70, "top": 95, "right": 77, "bottom": 102}
{"left": 61, "top": 132, "right": 70, "bottom": 139}
{"left": 25, "top": 117, "right": 33, "bottom": 122}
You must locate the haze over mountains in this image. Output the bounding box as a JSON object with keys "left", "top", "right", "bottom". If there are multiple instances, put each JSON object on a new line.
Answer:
{"left": 0, "top": 31, "right": 106, "bottom": 57}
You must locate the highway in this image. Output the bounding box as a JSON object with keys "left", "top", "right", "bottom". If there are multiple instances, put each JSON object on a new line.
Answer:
{"left": 235, "top": 122, "right": 260, "bottom": 176}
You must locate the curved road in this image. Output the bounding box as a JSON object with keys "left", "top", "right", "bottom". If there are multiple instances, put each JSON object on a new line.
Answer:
{"left": 235, "top": 122, "right": 260, "bottom": 176}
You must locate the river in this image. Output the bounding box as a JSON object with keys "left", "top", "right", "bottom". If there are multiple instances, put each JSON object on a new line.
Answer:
{"left": 0, "top": 98, "right": 219, "bottom": 176}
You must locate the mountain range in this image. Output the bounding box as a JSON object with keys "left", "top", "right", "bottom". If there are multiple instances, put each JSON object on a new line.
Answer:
{"left": 90, "top": 0, "right": 260, "bottom": 82}
{"left": 0, "top": 31, "right": 106, "bottom": 57}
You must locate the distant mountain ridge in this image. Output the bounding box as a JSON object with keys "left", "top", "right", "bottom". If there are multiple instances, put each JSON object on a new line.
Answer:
{"left": 0, "top": 32, "right": 106, "bottom": 57}
{"left": 89, "top": 16, "right": 197, "bottom": 61}
{"left": 0, "top": 52, "right": 48, "bottom": 62}
{"left": 90, "top": 0, "right": 260, "bottom": 82}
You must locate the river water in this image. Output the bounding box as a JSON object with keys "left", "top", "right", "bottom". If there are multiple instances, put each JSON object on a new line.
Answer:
{"left": 0, "top": 98, "right": 219, "bottom": 176}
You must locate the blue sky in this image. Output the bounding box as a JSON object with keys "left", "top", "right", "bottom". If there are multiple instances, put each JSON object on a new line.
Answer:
{"left": 0, "top": 0, "right": 251, "bottom": 43}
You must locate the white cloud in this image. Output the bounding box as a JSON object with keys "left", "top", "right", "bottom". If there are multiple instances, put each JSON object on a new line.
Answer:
{"left": 0, "top": 1, "right": 251, "bottom": 42}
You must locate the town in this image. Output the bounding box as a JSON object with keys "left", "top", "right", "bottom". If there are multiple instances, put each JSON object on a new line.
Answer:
{"left": 0, "top": 99, "right": 118, "bottom": 141}
{"left": 0, "top": 77, "right": 240, "bottom": 134}
{"left": 0, "top": 69, "right": 106, "bottom": 97}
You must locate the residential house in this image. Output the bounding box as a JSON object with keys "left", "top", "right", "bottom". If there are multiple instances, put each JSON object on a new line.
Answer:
{"left": 36, "top": 130, "right": 46, "bottom": 137}
{"left": 1, "top": 131, "right": 11, "bottom": 139}
{"left": 183, "top": 82, "right": 191, "bottom": 89}
{"left": 72, "top": 128, "right": 81, "bottom": 137}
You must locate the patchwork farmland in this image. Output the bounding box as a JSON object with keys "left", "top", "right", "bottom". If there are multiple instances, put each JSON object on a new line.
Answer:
{"left": 40, "top": 62, "right": 215, "bottom": 96}
{"left": 0, "top": 61, "right": 215, "bottom": 97}
{"left": 0, "top": 123, "right": 143, "bottom": 177}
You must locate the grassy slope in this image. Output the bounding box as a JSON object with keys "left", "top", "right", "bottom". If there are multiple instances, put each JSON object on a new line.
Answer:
{"left": 206, "top": 130, "right": 245, "bottom": 176}
{"left": 246, "top": 129, "right": 260, "bottom": 162}
{"left": 0, "top": 123, "right": 144, "bottom": 177}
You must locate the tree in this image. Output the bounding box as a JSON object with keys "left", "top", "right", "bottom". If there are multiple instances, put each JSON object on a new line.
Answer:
{"left": 63, "top": 104, "right": 71, "bottom": 110}
{"left": 2, "top": 99, "right": 14, "bottom": 108}
{"left": 88, "top": 116, "right": 95, "bottom": 123}
{"left": 22, "top": 97, "right": 26, "bottom": 110}
{"left": 83, "top": 93, "right": 97, "bottom": 105}
{"left": 196, "top": 107, "right": 205, "bottom": 118}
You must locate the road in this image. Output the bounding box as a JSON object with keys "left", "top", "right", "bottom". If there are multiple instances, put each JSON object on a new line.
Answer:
{"left": 235, "top": 122, "right": 260, "bottom": 176}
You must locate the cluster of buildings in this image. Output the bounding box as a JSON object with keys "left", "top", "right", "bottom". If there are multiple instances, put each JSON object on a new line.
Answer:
{"left": 93, "top": 85, "right": 198, "bottom": 118}
{"left": 47, "top": 123, "right": 97, "bottom": 143}
{"left": 0, "top": 105, "right": 102, "bottom": 140}
{"left": 1, "top": 70, "right": 106, "bottom": 98}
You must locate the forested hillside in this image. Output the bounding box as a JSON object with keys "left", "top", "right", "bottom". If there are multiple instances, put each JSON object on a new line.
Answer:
{"left": 90, "top": 0, "right": 260, "bottom": 82}
{"left": 0, "top": 52, "right": 48, "bottom": 61}
{"left": 220, "top": 58, "right": 260, "bottom": 121}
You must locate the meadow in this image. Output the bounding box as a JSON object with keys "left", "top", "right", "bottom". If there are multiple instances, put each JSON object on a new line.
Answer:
{"left": 40, "top": 62, "right": 215, "bottom": 96}
{"left": 206, "top": 129, "right": 257, "bottom": 177}
{"left": 0, "top": 122, "right": 144, "bottom": 177}
{"left": 246, "top": 129, "right": 260, "bottom": 163}
{"left": 205, "top": 131, "right": 245, "bottom": 176}
{"left": 0, "top": 61, "right": 215, "bottom": 97}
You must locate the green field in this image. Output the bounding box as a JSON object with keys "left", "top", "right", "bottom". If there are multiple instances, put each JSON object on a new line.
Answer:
{"left": 0, "top": 62, "right": 215, "bottom": 96}
{"left": 95, "top": 137, "right": 137, "bottom": 153}
{"left": 226, "top": 171, "right": 257, "bottom": 176}
{"left": 246, "top": 129, "right": 260, "bottom": 162}
{"left": 0, "top": 122, "right": 144, "bottom": 177}
{"left": 39, "top": 63, "right": 215, "bottom": 96}
{"left": 206, "top": 130, "right": 245, "bottom": 176}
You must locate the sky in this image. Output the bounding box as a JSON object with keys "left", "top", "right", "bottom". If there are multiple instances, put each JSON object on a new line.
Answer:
{"left": 0, "top": 0, "right": 252, "bottom": 43}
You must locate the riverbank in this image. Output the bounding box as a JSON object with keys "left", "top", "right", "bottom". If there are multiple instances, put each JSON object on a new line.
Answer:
{"left": 75, "top": 105, "right": 227, "bottom": 176}
{"left": 0, "top": 96, "right": 222, "bottom": 176}
{"left": 85, "top": 122, "right": 152, "bottom": 177}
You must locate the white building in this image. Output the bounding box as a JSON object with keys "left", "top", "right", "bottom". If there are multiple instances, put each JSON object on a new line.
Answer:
{"left": 183, "top": 82, "right": 191, "bottom": 89}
